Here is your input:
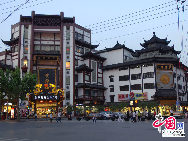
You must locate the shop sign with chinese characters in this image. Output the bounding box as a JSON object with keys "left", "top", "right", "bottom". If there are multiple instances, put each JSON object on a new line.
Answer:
{"left": 152, "top": 114, "right": 185, "bottom": 137}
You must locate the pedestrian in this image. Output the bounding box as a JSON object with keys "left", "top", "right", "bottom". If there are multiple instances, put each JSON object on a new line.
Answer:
{"left": 138, "top": 110, "right": 141, "bottom": 121}
{"left": 132, "top": 111, "right": 136, "bottom": 122}
{"left": 136, "top": 110, "right": 138, "bottom": 121}
{"left": 170, "top": 109, "right": 173, "bottom": 116}
{"left": 46, "top": 113, "right": 48, "bottom": 121}
{"left": 50, "top": 113, "right": 53, "bottom": 123}
{"left": 127, "top": 111, "right": 129, "bottom": 119}
{"left": 145, "top": 110, "right": 148, "bottom": 120}
{"left": 154, "top": 110, "right": 156, "bottom": 119}
{"left": 92, "top": 114, "right": 96, "bottom": 124}
{"left": 35, "top": 113, "right": 37, "bottom": 121}
{"left": 58, "top": 112, "right": 61, "bottom": 122}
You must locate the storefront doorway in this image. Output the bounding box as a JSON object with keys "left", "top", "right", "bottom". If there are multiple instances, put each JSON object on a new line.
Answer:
{"left": 36, "top": 101, "right": 57, "bottom": 118}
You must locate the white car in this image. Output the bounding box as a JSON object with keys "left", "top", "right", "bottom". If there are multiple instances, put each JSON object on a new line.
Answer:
{"left": 100, "top": 111, "right": 113, "bottom": 119}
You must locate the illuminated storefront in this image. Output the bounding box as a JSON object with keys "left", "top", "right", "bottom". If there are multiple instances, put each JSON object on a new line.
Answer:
{"left": 29, "top": 83, "right": 64, "bottom": 118}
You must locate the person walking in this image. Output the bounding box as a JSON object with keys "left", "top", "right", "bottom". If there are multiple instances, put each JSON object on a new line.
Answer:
{"left": 46, "top": 113, "right": 48, "bottom": 121}
{"left": 145, "top": 110, "right": 148, "bottom": 120}
{"left": 133, "top": 111, "right": 136, "bottom": 122}
{"left": 50, "top": 113, "right": 53, "bottom": 123}
{"left": 35, "top": 113, "right": 37, "bottom": 121}
{"left": 92, "top": 114, "right": 97, "bottom": 124}
{"left": 58, "top": 112, "right": 61, "bottom": 122}
{"left": 136, "top": 110, "right": 138, "bottom": 122}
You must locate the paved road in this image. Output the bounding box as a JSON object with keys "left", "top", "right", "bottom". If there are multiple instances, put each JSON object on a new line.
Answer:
{"left": 0, "top": 119, "right": 188, "bottom": 141}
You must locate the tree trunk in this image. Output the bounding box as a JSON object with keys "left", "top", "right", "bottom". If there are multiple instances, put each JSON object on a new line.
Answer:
{"left": 0, "top": 99, "right": 2, "bottom": 120}
{"left": 17, "top": 98, "right": 20, "bottom": 121}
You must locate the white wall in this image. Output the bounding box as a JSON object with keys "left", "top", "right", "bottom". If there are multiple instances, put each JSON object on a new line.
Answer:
{"left": 100, "top": 49, "right": 123, "bottom": 66}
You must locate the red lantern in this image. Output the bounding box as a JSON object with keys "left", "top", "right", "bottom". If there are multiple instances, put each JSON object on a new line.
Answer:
{"left": 44, "top": 84, "right": 48, "bottom": 87}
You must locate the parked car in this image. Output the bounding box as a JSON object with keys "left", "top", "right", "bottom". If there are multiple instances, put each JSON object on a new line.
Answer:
{"left": 173, "top": 111, "right": 185, "bottom": 119}
{"left": 112, "top": 112, "right": 125, "bottom": 119}
{"left": 100, "top": 111, "right": 113, "bottom": 119}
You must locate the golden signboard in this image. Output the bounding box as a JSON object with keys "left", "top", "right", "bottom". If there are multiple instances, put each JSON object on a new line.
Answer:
{"left": 156, "top": 64, "right": 173, "bottom": 71}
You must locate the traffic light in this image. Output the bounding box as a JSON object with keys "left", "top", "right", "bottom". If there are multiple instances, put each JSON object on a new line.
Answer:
{"left": 27, "top": 106, "right": 30, "bottom": 110}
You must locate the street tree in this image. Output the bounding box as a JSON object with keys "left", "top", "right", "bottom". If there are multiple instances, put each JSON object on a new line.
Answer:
{"left": 10, "top": 68, "right": 37, "bottom": 121}
{"left": 0, "top": 69, "right": 14, "bottom": 120}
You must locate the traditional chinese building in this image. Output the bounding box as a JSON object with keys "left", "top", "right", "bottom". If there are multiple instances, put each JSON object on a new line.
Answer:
{"left": 97, "top": 32, "right": 188, "bottom": 114}
{"left": 0, "top": 11, "right": 106, "bottom": 116}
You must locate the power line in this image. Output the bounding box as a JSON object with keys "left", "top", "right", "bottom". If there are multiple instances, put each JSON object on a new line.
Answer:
{"left": 1, "top": 0, "right": 30, "bottom": 24}
{"left": 1, "top": 0, "right": 53, "bottom": 15}
{"left": 93, "top": 7, "right": 177, "bottom": 32}
{"left": 1, "top": 0, "right": 39, "bottom": 11}
{"left": 0, "top": 0, "right": 17, "bottom": 6}
{"left": 89, "top": 2, "right": 177, "bottom": 30}
{"left": 93, "top": 19, "right": 187, "bottom": 44}
{"left": 85, "top": 0, "right": 176, "bottom": 28}
{"left": 93, "top": 8, "right": 178, "bottom": 34}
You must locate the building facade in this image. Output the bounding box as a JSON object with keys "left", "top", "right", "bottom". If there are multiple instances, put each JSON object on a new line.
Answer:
{"left": 0, "top": 11, "right": 105, "bottom": 116}
{"left": 97, "top": 32, "right": 188, "bottom": 114}
{"left": 0, "top": 11, "right": 188, "bottom": 116}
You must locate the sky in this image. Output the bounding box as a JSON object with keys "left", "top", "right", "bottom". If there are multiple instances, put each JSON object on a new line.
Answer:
{"left": 0, "top": 0, "right": 187, "bottom": 63}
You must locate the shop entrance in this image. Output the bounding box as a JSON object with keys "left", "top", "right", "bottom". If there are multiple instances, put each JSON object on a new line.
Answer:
{"left": 36, "top": 101, "right": 57, "bottom": 118}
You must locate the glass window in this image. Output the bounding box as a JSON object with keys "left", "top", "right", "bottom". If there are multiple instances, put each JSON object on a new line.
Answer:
{"left": 85, "top": 48, "right": 90, "bottom": 53}
{"left": 34, "top": 45, "right": 40, "bottom": 51}
{"left": 143, "top": 72, "right": 154, "bottom": 79}
{"left": 109, "top": 85, "right": 114, "bottom": 92}
{"left": 119, "top": 75, "right": 129, "bottom": 81}
{"left": 85, "top": 75, "right": 90, "bottom": 81}
{"left": 76, "top": 46, "right": 84, "bottom": 54}
{"left": 120, "top": 85, "right": 129, "bottom": 91}
{"left": 144, "top": 83, "right": 155, "bottom": 89}
{"left": 92, "top": 61, "right": 97, "bottom": 82}
{"left": 55, "top": 46, "right": 60, "bottom": 51}
{"left": 75, "top": 59, "right": 78, "bottom": 66}
{"left": 109, "top": 75, "right": 114, "bottom": 82}
{"left": 98, "top": 77, "right": 102, "bottom": 84}
{"left": 66, "top": 91, "right": 70, "bottom": 100}
{"left": 66, "top": 76, "right": 70, "bottom": 85}
{"left": 131, "top": 84, "right": 141, "bottom": 90}
{"left": 66, "top": 62, "right": 70, "bottom": 69}
{"left": 131, "top": 73, "right": 141, "bottom": 80}
{"left": 75, "top": 74, "right": 78, "bottom": 82}
{"left": 85, "top": 89, "right": 90, "bottom": 96}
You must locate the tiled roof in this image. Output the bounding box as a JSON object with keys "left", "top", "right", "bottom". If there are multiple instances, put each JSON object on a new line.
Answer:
{"left": 81, "top": 52, "right": 106, "bottom": 61}
{"left": 103, "top": 57, "right": 179, "bottom": 70}
{"left": 75, "top": 64, "right": 93, "bottom": 73}
{"left": 97, "top": 41, "right": 134, "bottom": 54}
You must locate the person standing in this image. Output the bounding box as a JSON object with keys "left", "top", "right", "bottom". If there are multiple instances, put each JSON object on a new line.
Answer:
{"left": 50, "top": 113, "right": 53, "bottom": 123}
{"left": 46, "top": 113, "right": 48, "bottom": 121}
{"left": 127, "top": 111, "right": 129, "bottom": 119}
{"left": 35, "top": 113, "right": 37, "bottom": 121}
{"left": 138, "top": 110, "right": 141, "bottom": 121}
{"left": 170, "top": 109, "right": 173, "bottom": 116}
